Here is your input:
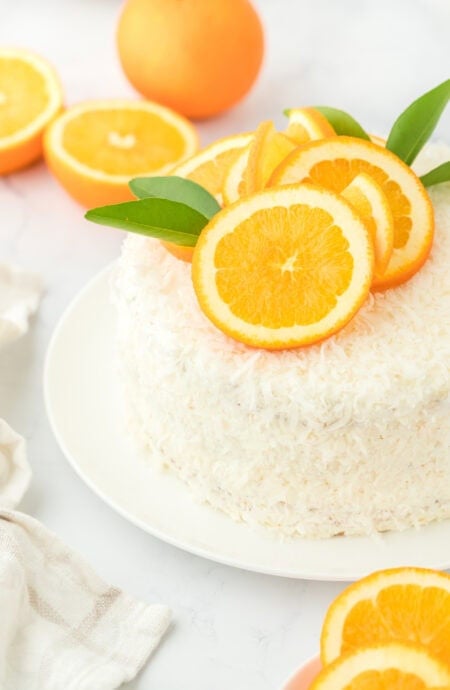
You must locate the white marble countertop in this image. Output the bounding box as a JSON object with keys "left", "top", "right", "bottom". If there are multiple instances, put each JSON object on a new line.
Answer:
{"left": 0, "top": 1, "right": 449, "bottom": 687}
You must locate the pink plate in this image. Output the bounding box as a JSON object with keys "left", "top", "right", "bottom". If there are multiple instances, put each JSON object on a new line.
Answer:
{"left": 281, "top": 655, "right": 321, "bottom": 690}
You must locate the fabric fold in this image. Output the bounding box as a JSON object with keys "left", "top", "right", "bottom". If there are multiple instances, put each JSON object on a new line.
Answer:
{"left": 0, "top": 511, "right": 171, "bottom": 690}
{"left": 0, "top": 261, "right": 170, "bottom": 689}
{"left": 0, "top": 263, "right": 43, "bottom": 347}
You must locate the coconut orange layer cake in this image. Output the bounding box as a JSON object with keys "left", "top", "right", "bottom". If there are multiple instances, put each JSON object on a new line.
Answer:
{"left": 113, "top": 144, "right": 450, "bottom": 539}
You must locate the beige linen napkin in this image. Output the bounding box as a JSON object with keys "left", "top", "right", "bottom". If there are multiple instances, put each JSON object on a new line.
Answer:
{"left": 0, "top": 265, "right": 170, "bottom": 689}
{"left": 0, "top": 263, "right": 42, "bottom": 347}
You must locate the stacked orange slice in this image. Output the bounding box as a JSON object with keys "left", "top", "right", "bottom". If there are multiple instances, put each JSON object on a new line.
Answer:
{"left": 150, "top": 107, "right": 435, "bottom": 349}
{"left": 86, "top": 102, "right": 438, "bottom": 352}
{"left": 192, "top": 184, "right": 374, "bottom": 350}
{"left": 270, "top": 136, "right": 434, "bottom": 290}
{"left": 308, "top": 567, "right": 450, "bottom": 690}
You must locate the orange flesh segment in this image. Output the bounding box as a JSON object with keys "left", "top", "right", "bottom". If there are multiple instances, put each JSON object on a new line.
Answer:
{"left": 0, "top": 57, "right": 49, "bottom": 137}
{"left": 62, "top": 109, "right": 188, "bottom": 175}
{"left": 343, "top": 669, "right": 430, "bottom": 689}
{"left": 182, "top": 146, "right": 245, "bottom": 197}
{"left": 215, "top": 204, "right": 354, "bottom": 327}
{"left": 341, "top": 585, "right": 450, "bottom": 664}
{"left": 341, "top": 172, "right": 394, "bottom": 275}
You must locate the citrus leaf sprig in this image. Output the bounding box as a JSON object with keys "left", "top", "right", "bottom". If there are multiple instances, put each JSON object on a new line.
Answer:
{"left": 386, "top": 79, "right": 450, "bottom": 165}
{"left": 129, "top": 175, "right": 221, "bottom": 216}
{"left": 313, "top": 107, "right": 370, "bottom": 140}
{"left": 420, "top": 161, "right": 450, "bottom": 188}
{"left": 287, "top": 79, "right": 450, "bottom": 186}
{"left": 85, "top": 176, "right": 219, "bottom": 245}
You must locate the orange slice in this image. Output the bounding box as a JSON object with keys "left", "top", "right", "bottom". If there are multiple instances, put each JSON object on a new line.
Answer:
{"left": 222, "top": 145, "right": 250, "bottom": 205}
{"left": 341, "top": 172, "right": 394, "bottom": 276}
{"left": 370, "top": 134, "right": 386, "bottom": 147}
{"left": 284, "top": 107, "right": 335, "bottom": 145}
{"left": 245, "top": 121, "right": 297, "bottom": 195}
{"left": 0, "top": 48, "right": 62, "bottom": 174}
{"left": 171, "top": 132, "right": 253, "bottom": 204}
{"left": 192, "top": 184, "right": 374, "bottom": 350}
{"left": 161, "top": 243, "right": 195, "bottom": 263}
{"left": 311, "top": 643, "right": 450, "bottom": 690}
{"left": 321, "top": 567, "right": 450, "bottom": 667}
{"left": 271, "top": 136, "right": 434, "bottom": 290}
{"left": 44, "top": 99, "right": 198, "bottom": 207}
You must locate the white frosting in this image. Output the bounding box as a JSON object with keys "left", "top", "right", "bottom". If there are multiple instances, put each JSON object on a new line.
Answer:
{"left": 114, "top": 144, "right": 450, "bottom": 538}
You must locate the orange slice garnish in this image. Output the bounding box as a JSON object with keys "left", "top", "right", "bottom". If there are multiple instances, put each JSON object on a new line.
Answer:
{"left": 245, "top": 120, "right": 297, "bottom": 195}
{"left": 370, "top": 134, "right": 386, "bottom": 147}
{"left": 192, "top": 184, "right": 374, "bottom": 350}
{"left": 164, "top": 133, "right": 253, "bottom": 261}
{"left": 341, "top": 172, "right": 394, "bottom": 276}
{"left": 321, "top": 567, "right": 450, "bottom": 667}
{"left": 311, "top": 642, "right": 450, "bottom": 690}
{"left": 171, "top": 132, "right": 253, "bottom": 204}
{"left": 271, "top": 136, "right": 434, "bottom": 290}
{"left": 45, "top": 99, "right": 198, "bottom": 207}
{"left": 222, "top": 145, "right": 250, "bottom": 205}
{"left": 0, "top": 48, "right": 63, "bottom": 174}
{"left": 284, "top": 107, "right": 335, "bottom": 145}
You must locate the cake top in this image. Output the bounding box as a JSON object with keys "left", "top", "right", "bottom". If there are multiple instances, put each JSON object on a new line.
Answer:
{"left": 117, "top": 143, "right": 450, "bottom": 418}
{"left": 88, "top": 83, "right": 450, "bottom": 355}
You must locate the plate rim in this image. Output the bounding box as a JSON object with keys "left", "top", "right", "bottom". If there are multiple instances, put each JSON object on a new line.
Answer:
{"left": 44, "top": 264, "right": 450, "bottom": 581}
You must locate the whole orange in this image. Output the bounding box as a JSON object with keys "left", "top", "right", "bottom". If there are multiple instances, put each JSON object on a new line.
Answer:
{"left": 116, "top": 0, "right": 264, "bottom": 119}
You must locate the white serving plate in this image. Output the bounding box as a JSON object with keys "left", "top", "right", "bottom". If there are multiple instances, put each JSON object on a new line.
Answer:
{"left": 44, "top": 265, "right": 450, "bottom": 580}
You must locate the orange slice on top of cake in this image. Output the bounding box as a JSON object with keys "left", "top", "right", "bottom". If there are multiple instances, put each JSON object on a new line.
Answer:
{"left": 171, "top": 131, "right": 253, "bottom": 204}
{"left": 270, "top": 137, "right": 434, "bottom": 290}
{"left": 340, "top": 172, "right": 394, "bottom": 277}
{"left": 243, "top": 120, "right": 297, "bottom": 195}
{"left": 222, "top": 145, "right": 251, "bottom": 205}
{"left": 284, "top": 106, "right": 336, "bottom": 145}
{"left": 192, "top": 184, "right": 374, "bottom": 350}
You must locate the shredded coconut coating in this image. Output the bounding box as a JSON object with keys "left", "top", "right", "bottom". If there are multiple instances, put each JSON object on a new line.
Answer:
{"left": 114, "top": 144, "right": 450, "bottom": 538}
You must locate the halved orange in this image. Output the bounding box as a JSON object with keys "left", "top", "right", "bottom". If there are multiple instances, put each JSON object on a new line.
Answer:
{"left": 44, "top": 99, "right": 198, "bottom": 207}
{"left": 284, "top": 107, "right": 335, "bottom": 145}
{"left": 341, "top": 172, "right": 394, "bottom": 276}
{"left": 311, "top": 642, "right": 450, "bottom": 690}
{"left": 171, "top": 132, "right": 253, "bottom": 204}
{"left": 245, "top": 120, "right": 297, "bottom": 195}
{"left": 321, "top": 567, "right": 450, "bottom": 667}
{"left": 271, "top": 137, "right": 434, "bottom": 290}
{"left": 0, "top": 48, "right": 63, "bottom": 174}
{"left": 222, "top": 145, "right": 250, "bottom": 205}
{"left": 192, "top": 184, "right": 374, "bottom": 350}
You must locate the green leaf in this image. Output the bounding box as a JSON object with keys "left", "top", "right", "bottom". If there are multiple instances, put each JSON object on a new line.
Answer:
{"left": 313, "top": 106, "right": 371, "bottom": 140}
{"left": 420, "top": 161, "right": 450, "bottom": 187}
{"left": 85, "top": 197, "right": 208, "bottom": 246}
{"left": 386, "top": 79, "right": 450, "bottom": 165}
{"left": 129, "top": 176, "right": 221, "bottom": 218}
